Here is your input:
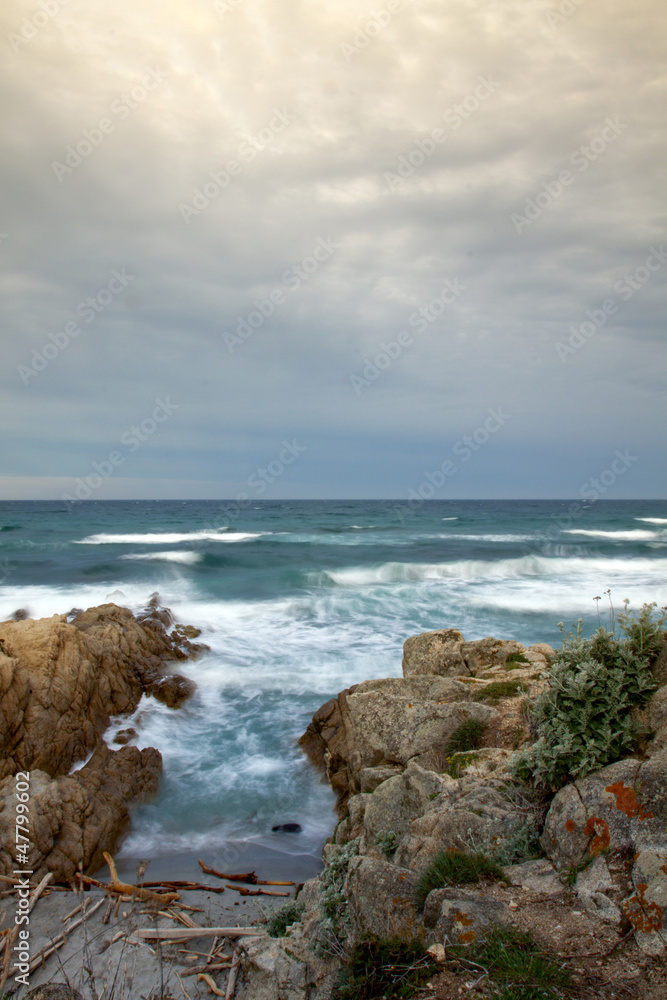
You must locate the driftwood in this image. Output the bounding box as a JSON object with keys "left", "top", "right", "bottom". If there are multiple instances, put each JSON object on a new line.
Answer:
{"left": 182, "top": 961, "right": 233, "bottom": 977}
{"left": 198, "top": 859, "right": 294, "bottom": 886}
{"left": 198, "top": 972, "right": 225, "bottom": 996}
{"left": 225, "top": 951, "right": 242, "bottom": 1000}
{"left": 76, "top": 853, "right": 180, "bottom": 906}
{"left": 225, "top": 884, "right": 290, "bottom": 897}
{"left": 138, "top": 879, "right": 227, "bottom": 894}
{"left": 135, "top": 927, "right": 262, "bottom": 941}
{"left": 0, "top": 874, "right": 52, "bottom": 994}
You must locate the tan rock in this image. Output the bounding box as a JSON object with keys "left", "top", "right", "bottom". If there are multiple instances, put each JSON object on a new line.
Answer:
{"left": 0, "top": 742, "right": 161, "bottom": 881}
{"left": 402, "top": 629, "right": 466, "bottom": 677}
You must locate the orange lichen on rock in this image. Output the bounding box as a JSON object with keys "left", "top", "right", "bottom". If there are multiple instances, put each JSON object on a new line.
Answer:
{"left": 605, "top": 780, "right": 654, "bottom": 821}
{"left": 565, "top": 819, "right": 575, "bottom": 832}
{"left": 452, "top": 910, "right": 476, "bottom": 945}
{"left": 623, "top": 883, "right": 664, "bottom": 933}
{"left": 584, "top": 816, "right": 610, "bottom": 854}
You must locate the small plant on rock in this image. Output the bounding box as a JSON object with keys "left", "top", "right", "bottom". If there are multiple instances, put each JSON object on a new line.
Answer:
{"left": 444, "top": 717, "right": 486, "bottom": 754}
{"left": 474, "top": 680, "right": 526, "bottom": 703}
{"left": 265, "top": 898, "right": 305, "bottom": 937}
{"left": 505, "top": 651, "right": 530, "bottom": 666}
{"left": 314, "top": 840, "right": 359, "bottom": 956}
{"left": 457, "top": 927, "right": 571, "bottom": 999}
{"left": 415, "top": 848, "right": 506, "bottom": 909}
{"left": 376, "top": 829, "right": 398, "bottom": 858}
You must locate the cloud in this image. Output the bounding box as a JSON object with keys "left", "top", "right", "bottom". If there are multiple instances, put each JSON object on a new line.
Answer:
{"left": 1, "top": 0, "right": 665, "bottom": 499}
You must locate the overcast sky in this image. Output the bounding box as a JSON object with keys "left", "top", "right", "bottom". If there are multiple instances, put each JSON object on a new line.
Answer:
{"left": 1, "top": 0, "right": 665, "bottom": 501}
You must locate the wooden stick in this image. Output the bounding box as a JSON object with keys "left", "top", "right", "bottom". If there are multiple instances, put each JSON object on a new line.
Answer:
{"left": 0, "top": 873, "right": 52, "bottom": 994}
{"left": 102, "top": 851, "right": 180, "bottom": 905}
{"left": 198, "top": 972, "right": 225, "bottom": 996}
{"left": 138, "top": 880, "right": 227, "bottom": 895}
{"left": 225, "top": 885, "right": 290, "bottom": 897}
{"left": 181, "top": 962, "right": 233, "bottom": 977}
{"left": 16, "top": 897, "right": 106, "bottom": 982}
{"left": 196, "top": 860, "right": 293, "bottom": 886}
{"left": 135, "top": 927, "right": 262, "bottom": 941}
{"left": 225, "top": 952, "right": 242, "bottom": 1000}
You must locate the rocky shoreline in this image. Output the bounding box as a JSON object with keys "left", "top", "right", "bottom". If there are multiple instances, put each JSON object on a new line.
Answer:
{"left": 238, "top": 623, "right": 667, "bottom": 1000}
{"left": 1, "top": 608, "right": 666, "bottom": 999}
{"left": 0, "top": 598, "right": 207, "bottom": 883}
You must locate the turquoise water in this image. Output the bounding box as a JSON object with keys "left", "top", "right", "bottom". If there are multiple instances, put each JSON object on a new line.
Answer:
{"left": 1, "top": 498, "right": 666, "bottom": 867}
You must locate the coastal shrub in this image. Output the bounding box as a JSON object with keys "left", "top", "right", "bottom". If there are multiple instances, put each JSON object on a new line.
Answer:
{"left": 505, "top": 651, "right": 530, "bottom": 666}
{"left": 314, "top": 840, "right": 359, "bottom": 956}
{"left": 376, "top": 829, "right": 397, "bottom": 858}
{"left": 444, "top": 717, "right": 486, "bottom": 755}
{"left": 415, "top": 849, "right": 506, "bottom": 909}
{"left": 474, "top": 680, "right": 526, "bottom": 702}
{"left": 511, "top": 601, "right": 665, "bottom": 791}
{"left": 443, "top": 750, "right": 476, "bottom": 778}
{"left": 486, "top": 819, "right": 545, "bottom": 866}
{"left": 333, "top": 936, "right": 436, "bottom": 1000}
{"left": 265, "top": 898, "right": 305, "bottom": 937}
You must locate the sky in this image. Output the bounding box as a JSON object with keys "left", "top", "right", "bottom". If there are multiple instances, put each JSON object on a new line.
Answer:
{"left": 1, "top": 0, "right": 665, "bottom": 501}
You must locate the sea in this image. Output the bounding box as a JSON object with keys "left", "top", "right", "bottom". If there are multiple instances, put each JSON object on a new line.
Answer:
{"left": 1, "top": 498, "right": 666, "bottom": 880}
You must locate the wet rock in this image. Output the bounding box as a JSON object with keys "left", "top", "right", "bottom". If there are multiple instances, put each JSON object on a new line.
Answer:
{"left": 112, "top": 727, "right": 138, "bottom": 746}
{"left": 272, "top": 822, "right": 302, "bottom": 833}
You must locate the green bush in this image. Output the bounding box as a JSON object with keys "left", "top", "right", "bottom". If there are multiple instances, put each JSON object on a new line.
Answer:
{"left": 444, "top": 717, "right": 486, "bottom": 754}
{"left": 415, "top": 849, "right": 506, "bottom": 909}
{"left": 333, "top": 936, "right": 436, "bottom": 1000}
{"left": 265, "top": 898, "right": 305, "bottom": 937}
{"left": 511, "top": 601, "right": 665, "bottom": 790}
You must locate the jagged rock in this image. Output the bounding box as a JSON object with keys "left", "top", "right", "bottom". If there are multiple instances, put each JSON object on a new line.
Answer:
{"left": 0, "top": 742, "right": 161, "bottom": 881}
{"left": 359, "top": 764, "right": 403, "bottom": 792}
{"left": 147, "top": 672, "right": 197, "bottom": 708}
{"left": 575, "top": 855, "right": 614, "bottom": 897}
{"left": 0, "top": 603, "right": 198, "bottom": 781}
{"left": 359, "top": 762, "right": 448, "bottom": 856}
{"left": 112, "top": 727, "right": 138, "bottom": 745}
{"left": 505, "top": 859, "right": 563, "bottom": 897}
{"left": 422, "top": 887, "right": 510, "bottom": 946}
{"left": 542, "top": 749, "right": 667, "bottom": 955}
{"left": 402, "top": 629, "right": 466, "bottom": 676}
{"left": 299, "top": 675, "right": 493, "bottom": 816}
{"left": 344, "top": 856, "right": 425, "bottom": 943}
{"left": 393, "top": 757, "right": 516, "bottom": 870}
{"left": 461, "top": 637, "right": 526, "bottom": 674}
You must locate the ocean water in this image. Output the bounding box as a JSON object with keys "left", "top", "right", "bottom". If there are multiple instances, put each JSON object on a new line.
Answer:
{"left": 1, "top": 498, "right": 666, "bottom": 873}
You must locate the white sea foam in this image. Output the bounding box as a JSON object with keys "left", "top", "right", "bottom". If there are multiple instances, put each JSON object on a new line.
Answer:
{"left": 636, "top": 518, "right": 667, "bottom": 525}
{"left": 563, "top": 529, "right": 660, "bottom": 541}
{"left": 75, "top": 530, "right": 262, "bottom": 544}
{"left": 119, "top": 551, "right": 202, "bottom": 565}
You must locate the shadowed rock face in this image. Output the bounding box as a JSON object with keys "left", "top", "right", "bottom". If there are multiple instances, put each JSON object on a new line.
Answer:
{"left": 0, "top": 601, "right": 204, "bottom": 880}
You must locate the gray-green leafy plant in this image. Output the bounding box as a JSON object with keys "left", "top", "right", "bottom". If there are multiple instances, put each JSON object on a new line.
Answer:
{"left": 511, "top": 601, "right": 665, "bottom": 790}
{"left": 376, "top": 830, "right": 397, "bottom": 858}
{"left": 265, "top": 898, "right": 306, "bottom": 937}
{"left": 314, "top": 840, "right": 359, "bottom": 956}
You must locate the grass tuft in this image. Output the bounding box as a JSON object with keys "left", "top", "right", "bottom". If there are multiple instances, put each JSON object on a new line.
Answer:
{"left": 333, "top": 936, "right": 436, "bottom": 1000}
{"left": 444, "top": 717, "right": 486, "bottom": 755}
{"left": 474, "top": 680, "right": 526, "bottom": 702}
{"left": 415, "top": 849, "right": 506, "bottom": 909}
{"left": 462, "top": 927, "right": 571, "bottom": 998}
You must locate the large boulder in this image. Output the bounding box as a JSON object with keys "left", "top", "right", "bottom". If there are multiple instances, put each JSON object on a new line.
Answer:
{"left": 402, "top": 629, "right": 466, "bottom": 677}
{"left": 299, "top": 675, "right": 496, "bottom": 816}
{"left": 0, "top": 742, "right": 161, "bottom": 881}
